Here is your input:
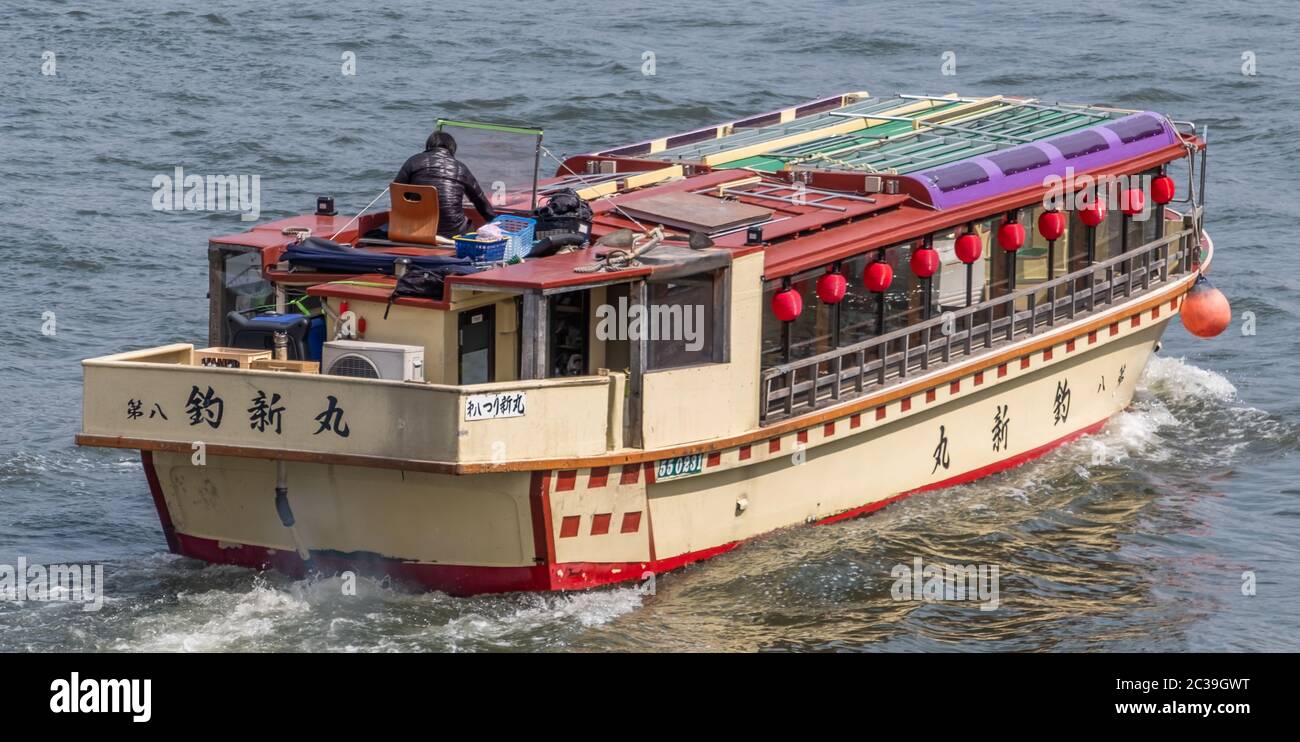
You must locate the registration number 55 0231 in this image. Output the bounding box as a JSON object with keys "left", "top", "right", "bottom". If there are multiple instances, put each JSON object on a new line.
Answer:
{"left": 655, "top": 453, "right": 704, "bottom": 481}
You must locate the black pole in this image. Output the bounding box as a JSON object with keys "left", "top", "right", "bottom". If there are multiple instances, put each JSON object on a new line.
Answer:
{"left": 781, "top": 279, "right": 792, "bottom": 364}
{"left": 965, "top": 263, "right": 974, "bottom": 308}
{"left": 831, "top": 302, "right": 841, "bottom": 348}
{"left": 1121, "top": 213, "right": 1130, "bottom": 276}
{"left": 831, "top": 262, "right": 842, "bottom": 347}
{"left": 1006, "top": 250, "right": 1015, "bottom": 293}
{"left": 920, "top": 236, "right": 934, "bottom": 320}
{"left": 876, "top": 291, "right": 886, "bottom": 336}
{"left": 1047, "top": 239, "right": 1056, "bottom": 280}
{"left": 1086, "top": 225, "right": 1096, "bottom": 308}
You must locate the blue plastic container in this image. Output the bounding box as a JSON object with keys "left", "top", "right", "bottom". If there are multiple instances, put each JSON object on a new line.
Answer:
{"left": 455, "top": 215, "right": 538, "bottom": 263}
{"left": 305, "top": 316, "right": 325, "bottom": 361}
{"left": 491, "top": 215, "right": 537, "bottom": 260}
{"left": 454, "top": 233, "right": 508, "bottom": 263}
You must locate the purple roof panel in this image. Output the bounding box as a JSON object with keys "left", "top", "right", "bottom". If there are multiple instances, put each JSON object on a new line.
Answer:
{"left": 907, "top": 112, "right": 1178, "bottom": 210}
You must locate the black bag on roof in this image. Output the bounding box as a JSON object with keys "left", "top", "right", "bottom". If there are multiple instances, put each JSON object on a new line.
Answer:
{"left": 537, "top": 188, "right": 593, "bottom": 221}
{"left": 534, "top": 187, "right": 593, "bottom": 243}
{"left": 384, "top": 266, "right": 474, "bottom": 318}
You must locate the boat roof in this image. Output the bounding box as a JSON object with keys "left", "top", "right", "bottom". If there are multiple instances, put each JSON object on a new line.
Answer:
{"left": 216, "top": 91, "right": 1199, "bottom": 298}
{"left": 598, "top": 93, "right": 1146, "bottom": 171}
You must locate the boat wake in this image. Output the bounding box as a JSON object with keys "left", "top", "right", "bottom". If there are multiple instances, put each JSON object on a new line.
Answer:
{"left": 70, "top": 563, "right": 649, "bottom": 653}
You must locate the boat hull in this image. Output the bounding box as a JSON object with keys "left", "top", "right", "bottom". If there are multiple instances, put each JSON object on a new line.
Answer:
{"left": 140, "top": 297, "right": 1176, "bottom": 595}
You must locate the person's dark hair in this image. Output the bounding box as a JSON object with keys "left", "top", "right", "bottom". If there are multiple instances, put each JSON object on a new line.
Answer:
{"left": 425, "top": 130, "right": 457, "bottom": 155}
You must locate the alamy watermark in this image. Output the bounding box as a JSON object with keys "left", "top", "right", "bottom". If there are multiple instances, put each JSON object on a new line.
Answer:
{"left": 151, "top": 166, "right": 261, "bottom": 222}
{"left": 594, "top": 297, "right": 705, "bottom": 351}
{"left": 1042, "top": 169, "right": 1153, "bottom": 221}
{"left": 50, "top": 672, "right": 150, "bottom": 722}
{"left": 0, "top": 557, "right": 104, "bottom": 612}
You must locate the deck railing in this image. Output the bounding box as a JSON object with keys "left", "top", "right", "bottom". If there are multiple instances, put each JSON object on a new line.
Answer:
{"left": 759, "top": 209, "right": 1202, "bottom": 424}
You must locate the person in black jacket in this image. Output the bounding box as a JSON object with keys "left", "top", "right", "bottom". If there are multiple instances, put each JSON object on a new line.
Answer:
{"left": 394, "top": 131, "right": 497, "bottom": 237}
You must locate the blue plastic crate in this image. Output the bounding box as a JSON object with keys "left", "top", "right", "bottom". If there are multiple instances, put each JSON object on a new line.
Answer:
{"left": 454, "top": 233, "right": 508, "bottom": 263}
{"left": 491, "top": 215, "right": 536, "bottom": 260}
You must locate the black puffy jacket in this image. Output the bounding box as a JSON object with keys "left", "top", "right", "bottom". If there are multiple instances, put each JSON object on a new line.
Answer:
{"left": 394, "top": 144, "right": 496, "bottom": 236}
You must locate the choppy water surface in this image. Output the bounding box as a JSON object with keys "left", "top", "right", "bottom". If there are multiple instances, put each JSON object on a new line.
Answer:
{"left": 1, "top": 0, "right": 1298, "bottom": 651}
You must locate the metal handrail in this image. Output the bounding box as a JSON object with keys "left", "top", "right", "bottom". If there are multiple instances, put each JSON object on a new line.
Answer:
{"left": 760, "top": 209, "right": 1201, "bottom": 422}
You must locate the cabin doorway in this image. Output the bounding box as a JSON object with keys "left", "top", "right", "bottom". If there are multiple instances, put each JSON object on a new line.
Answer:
{"left": 459, "top": 305, "right": 495, "bottom": 384}
{"left": 549, "top": 292, "right": 589, "bottom": 376}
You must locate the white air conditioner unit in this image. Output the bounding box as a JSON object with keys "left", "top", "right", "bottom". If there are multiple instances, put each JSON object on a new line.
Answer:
{"left": 322, "top": 340, "right": 425, "bottom": 382}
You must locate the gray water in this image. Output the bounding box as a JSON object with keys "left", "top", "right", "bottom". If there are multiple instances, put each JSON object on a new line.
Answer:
{"left": 1, "top": 0, "right": 1298, "bottom": 651}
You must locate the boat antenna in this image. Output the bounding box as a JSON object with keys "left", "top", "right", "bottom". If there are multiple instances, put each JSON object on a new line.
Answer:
{"left": 329, "top": 186, "right": 391, "bottom": 241}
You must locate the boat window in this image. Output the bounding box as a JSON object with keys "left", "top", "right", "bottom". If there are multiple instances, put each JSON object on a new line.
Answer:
{"left": 841, "top": 245, "right": 920, "bottom": 344}
{"left": 781, "top": 273, "right": 832, "bottom": 364}
{"left": 1016, "top": 206, "right": 1073, "bottom": 305}
{"left": 760, "top": 243, "right": 930, "bottom": 372}
{"left": 1104, "top": 115, "right": 1165, "bottom": 144}
{"left": 1067, "top": 208, "right": 1092, "bottom": 287}
{"left": 459, "top": 305, "right": 495, "bottom": 384}
{"left": 925, "top": 161, "right": 991, "bottom": 193}
{"left": 988, "top": 145, "right": 1051, "bottom": 176}
{"left": 603, "top": 284, "right": 632, "bottom": 372}
{"left": 646, "top": 271, "right": 723, "bottom": 370}
{"left": 980, "top": 218, "right": 1013, "bottom": 305}
{"left": 1052, "top": 130, "right": 1109, "bottom": 159}
{"left": 220, "top": 247, "right": 272, "bottom": 314}
{"left": 1093, "top": 205, "right": 1125, "bottom": 268}
{"left": 937, "top": 220, "right": 997, "bottom": 309}
{"left": 210, "top": 245, "right": 274, "bottom": 344}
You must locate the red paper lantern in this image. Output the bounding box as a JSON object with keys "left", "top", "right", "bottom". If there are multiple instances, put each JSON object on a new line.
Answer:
{"left": 1037, "top": 210, "right": 1066, "bottom": 241}
{"left": 910, "top": 247, "right": 940, "bottom": 279}
{"left": 955, "top": 232, "right": 982, "bottom": 264}
{"left": 816, "top": 270, "right": 847, "bottom": 304}
{"left": 864, "top": 261, "right": 893, "bottom": 293}
{"left": 1080, "top": 199, "right": 1107, "bottom": 227}
{"left": 998, "top": 220, "right": 1026, "bottom": 251}
{"left": 771, "top": 288, "right": 802, "bottom": 322}
{"left": 1121, "top": 188, "right": 1145, "bottom": 216}
{"left": 1151, "top": 175, "right": 1176, "bottom": 205}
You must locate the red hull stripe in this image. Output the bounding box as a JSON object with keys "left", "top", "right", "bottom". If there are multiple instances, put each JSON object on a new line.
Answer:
{"left": 169, "top": 531, "right": 737, "bottom": 596}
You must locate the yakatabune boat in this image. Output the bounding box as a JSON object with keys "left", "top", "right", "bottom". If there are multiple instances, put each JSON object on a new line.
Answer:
{"left": 77, "top": 92, "right": 1228, "bottom": 594}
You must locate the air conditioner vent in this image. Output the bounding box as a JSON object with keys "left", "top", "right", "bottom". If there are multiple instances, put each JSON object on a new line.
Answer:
{"left": 328, "top": 354, "right": 380, "bottom": 378}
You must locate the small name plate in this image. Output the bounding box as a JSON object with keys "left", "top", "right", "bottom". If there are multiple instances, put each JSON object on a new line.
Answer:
{"left": 465, "top": 392, "right": 527, "bottom": 421}
{"left": 655, "top": 453, "right": 704, "bottom": 481}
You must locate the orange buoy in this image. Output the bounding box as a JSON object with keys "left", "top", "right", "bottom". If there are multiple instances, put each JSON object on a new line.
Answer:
{"left": 1180, "top": 275, "right": 1231, "bottom": 338}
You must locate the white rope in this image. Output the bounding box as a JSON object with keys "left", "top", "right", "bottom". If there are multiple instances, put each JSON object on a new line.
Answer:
{"left": 329, "top": 186, "right": 391, "bottom": 241}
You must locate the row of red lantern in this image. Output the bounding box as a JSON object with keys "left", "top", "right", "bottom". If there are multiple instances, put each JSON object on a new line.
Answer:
{"left": 772, "top": 175, "right": 1177, "bottom": 321}
{"left": 773, "top": 262, "right": 896, "bottom": 322}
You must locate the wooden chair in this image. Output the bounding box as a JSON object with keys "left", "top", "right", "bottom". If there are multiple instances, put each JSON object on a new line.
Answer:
{"left": 389, "top": 182, "right": 440, "bottom": 245}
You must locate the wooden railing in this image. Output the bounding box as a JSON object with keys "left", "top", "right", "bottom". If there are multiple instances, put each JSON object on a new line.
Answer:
{"left": 759, "top": 210, "right": 1202, "bottom": 424}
